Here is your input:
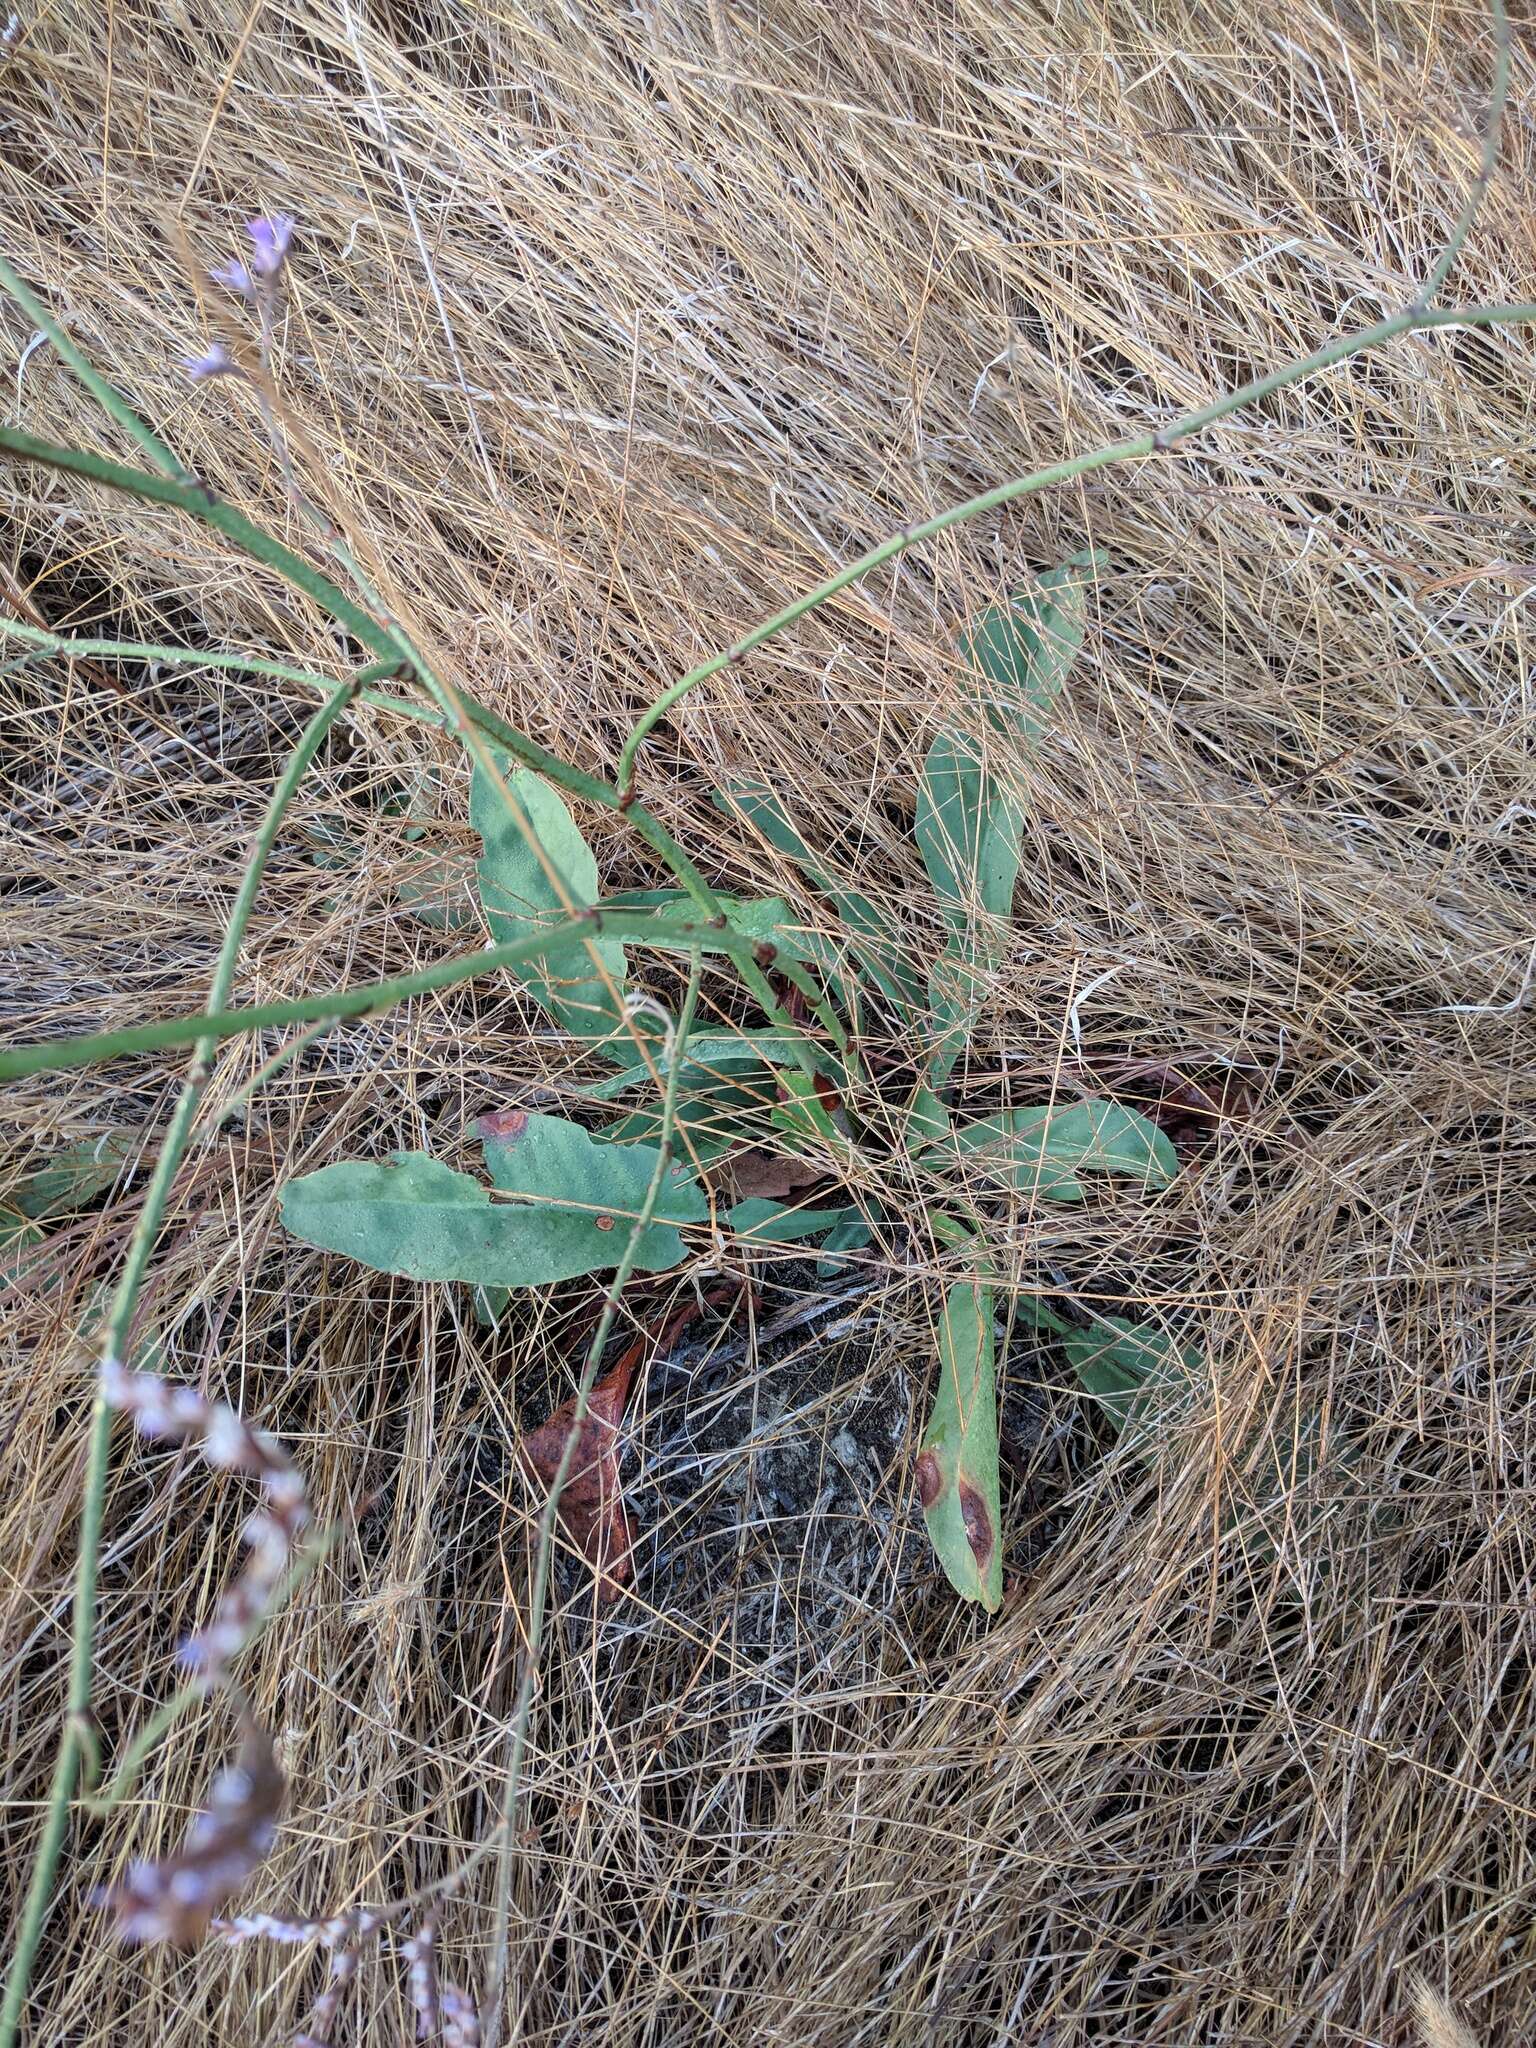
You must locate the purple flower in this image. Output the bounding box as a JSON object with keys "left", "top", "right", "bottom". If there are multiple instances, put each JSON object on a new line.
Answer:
{"left": 209, "top": 256, "right": 253, "bottom": 296}
{"left": 209, "top": 215, "right": 296, "bottom": 296}
{"left": 245, "top": 214, "right": 294, "bottom": 278}
{"left": 180, "top": 341, "right": 237, "bottom": 382}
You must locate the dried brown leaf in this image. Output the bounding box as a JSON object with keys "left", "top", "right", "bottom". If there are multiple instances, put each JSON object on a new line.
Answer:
{"left": 521, "top": 1355, "right": 636, "bottom": 1605}
{"left": 724, "top": 1146, "right": 831, "bottom": 1201}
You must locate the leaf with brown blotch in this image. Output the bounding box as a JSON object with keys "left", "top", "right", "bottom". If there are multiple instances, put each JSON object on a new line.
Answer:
{"left": 521, "top": 1354, "right": 637, "bottom": 1604}
{"left": 917, "top": 1277, "right": 1003, "bottom": 1611}
{"left": 97, "top": 1720, "right": 285, "bottom": 1947}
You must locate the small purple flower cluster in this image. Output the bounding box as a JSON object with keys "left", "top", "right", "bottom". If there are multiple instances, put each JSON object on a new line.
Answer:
{"left": 183, "top": 214, "right": 297, "bottom": 384}
{"left": 210, "top": 214, "right": 295, "bottom": 298}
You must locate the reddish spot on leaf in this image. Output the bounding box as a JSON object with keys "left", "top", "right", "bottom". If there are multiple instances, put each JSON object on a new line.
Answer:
{"left": 595, "top": 1214, "right": 615, "bottom": 1231}
{"left": 959, "top": 1481, "right": 995, "bottom": 1572}
{"left": 478, "top": 1106, "right": 530, "bottom": 1142}
{"left": 812, "top": 1071, "right": 844, "bottom": 1118}
{"left": 914, "top": 1450, "right": 942, "bottom": 1508}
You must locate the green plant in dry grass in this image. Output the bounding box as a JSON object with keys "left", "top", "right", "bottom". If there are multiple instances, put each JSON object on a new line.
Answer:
{"left": 273, "top": 553, "right": 1180, "bottom": 1611}
{"left": 0, "top": 1, "right": 1522, "bottom": 2033}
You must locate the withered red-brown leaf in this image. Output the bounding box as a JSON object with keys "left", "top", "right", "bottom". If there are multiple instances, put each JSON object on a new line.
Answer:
{"left": 521, "top": 1355, "right": 636, "bottom": 1605}
{"left": 724, "top": 1146, "right": 831, "bottom": 1202}
{"left": 521, "top": 1284, "right": 748, "bottom": 1604}
{"left": 98, "top": 1719, "right": 285, "bottom": 1947}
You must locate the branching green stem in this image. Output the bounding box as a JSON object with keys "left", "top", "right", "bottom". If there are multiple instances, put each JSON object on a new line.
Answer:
{"left": 0, "top": 19, "right": 1526, "bottom": 2025}
{"left": 1414, "top": 0, "right": 1511, "bottom": 308}
{"left": 0, "top": 426, "right": 814, "bottom": 1056}
{"left": 0, "top": 617, "right": 425, "bottom": 722}
{"left": 616, "top": 297, "right": 1536, "bottom": 790}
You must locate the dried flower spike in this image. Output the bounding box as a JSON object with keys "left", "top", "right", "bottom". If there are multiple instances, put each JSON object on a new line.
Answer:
{"left": 291, "top": 1938, "right": 361, "bottom": 2048}
{"left": 440, "top": 1985, "right": 481, "bottom": 2047}
{"left": 404, "top": 1918, "right": 441, "bottom": 2039}
{"left": 101, "top": 1361, "right": 309, "bottom": 1686}
{"left": 96, "top": 1720, "right": 284, "bottom": 1947}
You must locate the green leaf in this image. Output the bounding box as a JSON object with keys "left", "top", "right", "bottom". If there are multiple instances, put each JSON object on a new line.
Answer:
{"left": 471, "top": 1283, "right": 510, "bottom": 1328}
{"left": 770, "top": 1069, "right": 841, "bottom": 1147}
{"left": 902, "top": 1082, "right": 951, "bottom": 1147}
{"left": 924, "top": 945, "right": 978, "bottom": 1090}
{"left": 0, "top": 1211, "right": 45, "bottom": 1281}
{"left": 602, "top": 1066, "right": 775, "bottom": 1162}
{"left": 580, "top": 1031, "right": 804, "bottom": 1103}
{"left": 600, "top": 888, "right": 796, "bottom": 951}
{"left": 0, "top": 1209, "right": 43, "bottom": 1250}
{"left": 397, "top": 860, "right": 474, "bottom": 932}
{"left": 471, "top": 755, "right": 632, "bottom": 1046}
{"left": 282, "top": 1123, "right": 705, "bottom": 1289}
{"left": 918, "top": 1278, "right": 1003, "bottom": 1610}
{"left": 961, "top": 551, "right": 1098, "bottom": 745}
{"left": 914, "top": 730, "right": 1025, "bottom": 926}
{"left": 4, "top": 1130, "right": 136, "bottom": 1221}
{"left": 940, "top": 1099, "right": 1177, "bottom": 1202}
{"left": 728, "top": 1196, "right": 860, "bottom": 1246}
{"left": 816, "top": 1206, "right": 877, "bottom": 1275}
{"left": 713, "top": 779, "right": 923, "bottom": 1011}
{"left": 1063, "top": 1315, "right": 1202, "bottom": 1445}
{"left": 1065, "top": 1315, "right": 1361, "bottom": 1564}
{"left": 915, "top": 555, "right": 1099, "bottom": 1067}
{"left": 479, "top": 1109, "right": 707, "bottom": 1222}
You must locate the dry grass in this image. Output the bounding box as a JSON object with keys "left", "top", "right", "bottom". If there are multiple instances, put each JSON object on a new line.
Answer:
{"left": 3, "top": 0, "right": 1535, "bottom": 2041}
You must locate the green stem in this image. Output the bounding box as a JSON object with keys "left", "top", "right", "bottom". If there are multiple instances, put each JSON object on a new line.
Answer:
{"left": 0, "top": 431, "right": 810, "bottom": 1055}
{"left": 481, "top": 952, "right": 704, "bottom": 2048}
{"left": 0, "top": 255, "right": 185, "bottom": 481}
{"left": 616, "top": 297, "right": 1536, "bottom": 789}
{"left": 0, "top": 1731, "right": 82, "bottom": 2048}
{"left": 0, "top": 909, "right": 784, "bottom": 1082}
{"left": 1415, "top": 0, "right": 1511, "bottom": 308}
{"left": 0, "top": 683, "right": 352, "bottom": 2048}
{"left": 0, "top": 426, "right": 403, "bottom": 667}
